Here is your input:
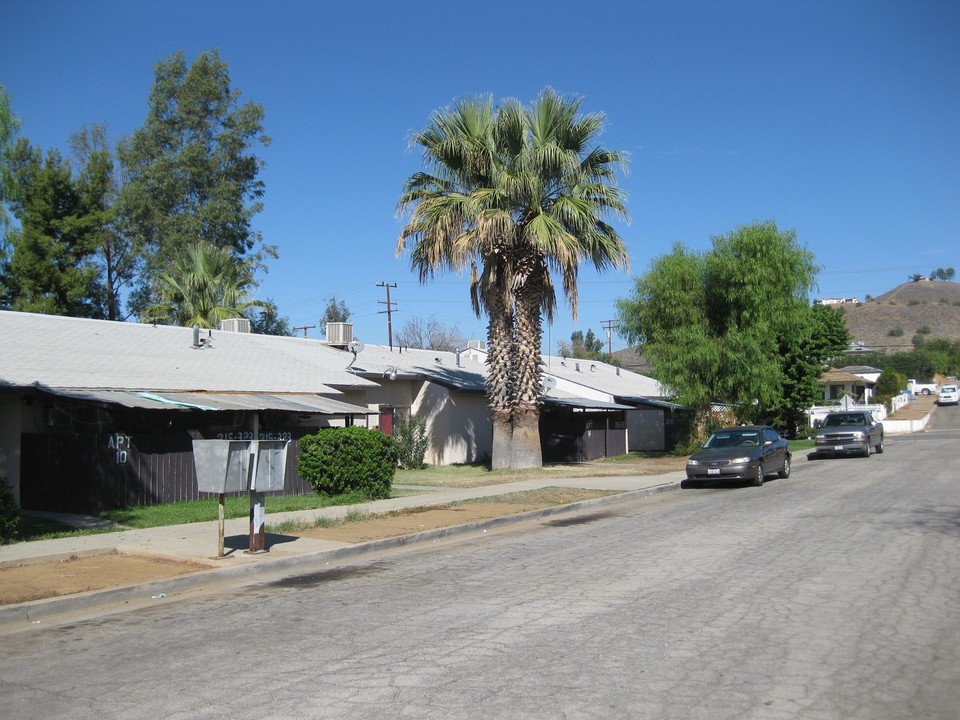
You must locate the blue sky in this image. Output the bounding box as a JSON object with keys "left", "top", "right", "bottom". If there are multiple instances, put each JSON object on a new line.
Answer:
{"left": 2, "top": 0, "right": 957, "bottom": 352}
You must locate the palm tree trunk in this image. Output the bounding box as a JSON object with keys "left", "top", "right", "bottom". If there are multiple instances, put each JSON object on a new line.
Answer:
{"left": 485, "top": 287, "right": 514, "bottom": 469}
{"left": 510, "top": 258, "right": 545, "bottom": 469}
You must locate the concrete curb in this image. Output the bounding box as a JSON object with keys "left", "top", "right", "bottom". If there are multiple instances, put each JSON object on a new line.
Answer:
{"left": 0, "top": 479, "right": 681, "bottom": 627}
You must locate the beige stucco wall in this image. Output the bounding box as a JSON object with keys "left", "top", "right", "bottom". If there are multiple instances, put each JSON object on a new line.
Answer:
{"left": 413, "top": 383, "right": 491, "bottom": 465}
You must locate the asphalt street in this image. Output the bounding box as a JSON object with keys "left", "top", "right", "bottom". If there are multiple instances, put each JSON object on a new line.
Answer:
{"left": 1, "top": 409, "right": 959, "bottom": 720}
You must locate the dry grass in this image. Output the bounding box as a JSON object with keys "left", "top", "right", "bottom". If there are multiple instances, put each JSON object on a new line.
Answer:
{"left": 843, "top": 281, "right": 960, "bottom": 352}
{"left": 395, "top": 454, "right": 687, "bottom": 489}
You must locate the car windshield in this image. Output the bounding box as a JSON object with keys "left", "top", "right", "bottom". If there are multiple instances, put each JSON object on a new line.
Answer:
{"left": 823, "top": 414, "right": 868, "bottom": 427}
{"left": 705, "top": 430, "right": 760, "bottom": 448}
{"left": 941, "top": 386, "right": 957, "bottom": 393}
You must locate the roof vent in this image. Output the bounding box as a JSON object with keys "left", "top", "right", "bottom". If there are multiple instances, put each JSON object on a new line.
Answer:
{"left": 466, "top": 339, "right": 486, "bottom": 351}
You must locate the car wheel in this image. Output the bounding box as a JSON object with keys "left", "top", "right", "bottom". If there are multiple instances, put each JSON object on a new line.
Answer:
{"left": 862, "top": 444, "right": 871, "bottom": 458}
{"left": 922, "top": 388, "right": 931, "bottom": 395}
{"left": 778, "top": 455, "right": 791, "bottom": 478}
{"left": 752, "top": 462, "right": 765, "bottom": 486}
{"left": 875, "top": 436, "right": 884, "bottom": 453}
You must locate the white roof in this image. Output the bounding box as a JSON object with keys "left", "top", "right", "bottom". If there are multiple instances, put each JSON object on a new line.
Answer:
{"left": 347, "top": 343, "right": 665, "bottom": 402}
{"left": 540, "top": 354, "right": 664, "bottom": 399}
{"left": 1, "top": 310, "right": 377, "bottom": 395}
{"left": 346, "top": 343, "right": 488, "bottom": 392}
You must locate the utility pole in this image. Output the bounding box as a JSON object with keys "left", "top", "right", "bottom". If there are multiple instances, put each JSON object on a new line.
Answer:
{"left": 601, "top": 319, "right": 617, "bottom": 358}
{"left": 377, "top": 281, "right": 397, "bottom": 350}
{"left": 293, "top": 324, "right": 315, "bottom": 338}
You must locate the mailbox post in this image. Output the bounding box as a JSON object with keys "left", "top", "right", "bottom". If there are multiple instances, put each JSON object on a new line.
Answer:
{"left": 192, "top": 440, "right": 250, "bottom": 558}
{"left": 193, "top": 439, "right": 289, "bottom": 557}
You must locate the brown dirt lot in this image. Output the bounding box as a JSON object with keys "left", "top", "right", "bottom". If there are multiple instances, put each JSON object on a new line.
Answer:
{"left": 0, "top": 553, "right": 213, "bottom": 606}
{"left": 0, "top": 487, "right": 624, "bottom": 606}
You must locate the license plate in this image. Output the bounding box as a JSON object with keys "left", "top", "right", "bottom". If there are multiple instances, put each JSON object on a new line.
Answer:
{"left": 834, "top": 445, "right": 844, "bottom": 451}
{"left": 707, "top": 468, "right": 720, "bottom": 475}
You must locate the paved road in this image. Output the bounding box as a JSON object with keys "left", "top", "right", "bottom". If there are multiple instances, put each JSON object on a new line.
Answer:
{"left": 1, "top": 412, "right": 959, "bottom": 720}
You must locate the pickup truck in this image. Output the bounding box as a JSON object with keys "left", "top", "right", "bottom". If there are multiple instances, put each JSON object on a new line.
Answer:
{"left": 907, "top": 379, "right": 939, "bottom": 395}
{"left": 814, "top": 411, "right": 884, "bottom": 458}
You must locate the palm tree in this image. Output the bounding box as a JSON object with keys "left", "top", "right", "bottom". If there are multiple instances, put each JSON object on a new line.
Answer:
{"left": 143, "top": 240, "right": 263, "bottom": 328}
{"left": 397, "top": 89, "right": 629, "bottom": 468}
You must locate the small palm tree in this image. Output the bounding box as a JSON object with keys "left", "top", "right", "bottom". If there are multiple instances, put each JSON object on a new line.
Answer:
{"left": 144, "top": 240, "right": 263, "bottom": 327}
{"left": 398, "top": 89, "right": 629, "bottom": 468}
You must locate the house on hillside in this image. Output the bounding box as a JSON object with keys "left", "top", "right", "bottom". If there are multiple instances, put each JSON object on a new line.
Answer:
{"left": 814, "top": 297, "right": 860, "bottom": 306}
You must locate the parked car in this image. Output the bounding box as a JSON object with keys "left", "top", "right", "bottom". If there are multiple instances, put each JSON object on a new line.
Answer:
{"left": 937, "top": 384, "right": 959, "bottom": 406}
{"left": 685, "top": 426, "right": 791, "bottom": 487}
{"left": 907, "top": 379, "right": 939, "bottom": 395}
{"left": 814, "top": 411, "right": 884, "bottom": 458}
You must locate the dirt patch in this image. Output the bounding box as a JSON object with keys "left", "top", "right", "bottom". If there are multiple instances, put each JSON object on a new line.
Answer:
{"left": 1, "top": 488, "right": 614, "bottom": 606}
{"left": 296, "top": 488, "right": 615, "bottom": 543}
{"left": 0, "top": 552, "right": 212, "bottom": 606}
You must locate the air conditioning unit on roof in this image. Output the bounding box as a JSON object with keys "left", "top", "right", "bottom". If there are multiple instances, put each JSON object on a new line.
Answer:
{"left": 325, "top": 322, "right": 353, "bottom": 346}
{"left": 467, "top": 339, "right": 486, "bottom": 351}
{"left": 219, "top": 318, "right": 251, "bottom": 333}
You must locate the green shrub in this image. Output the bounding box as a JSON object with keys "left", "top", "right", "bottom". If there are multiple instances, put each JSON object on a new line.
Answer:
{"left": 0, "top": 478, "right": 21, "bottom": 544}
{"left": 394, "top": 415, "right": 431, "bottom": 470}
{"left": 874, "top": 367, "right": 907, "bottom": 410}
{"left": 888, "top": 326, "right": 904, "bottom": 337}
{"left": 297, "top": 426, "right": 398, "bottom": 500}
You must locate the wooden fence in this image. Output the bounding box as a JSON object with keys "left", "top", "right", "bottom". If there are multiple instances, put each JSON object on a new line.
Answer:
{"left": 20, "top": 431, "right": 312, "bottom": 513}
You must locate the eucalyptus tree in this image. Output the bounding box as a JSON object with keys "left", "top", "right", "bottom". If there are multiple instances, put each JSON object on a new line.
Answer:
{"left": 70, "top": 124, "right": 137, "bottom": 321}
{"left": 144, "top": 240, "right": 263, "bottom": 328}
{"left": 118, "top": 49, "right": 272, "bottom": 316}
{"left": 246, "top": 300, "right": 293, "bottom": 336}
{"left": 320, "top": 296, "right": 351, "bottom": 334}
{"left": 397, "top": 89, "right": 629, "bottom": 468}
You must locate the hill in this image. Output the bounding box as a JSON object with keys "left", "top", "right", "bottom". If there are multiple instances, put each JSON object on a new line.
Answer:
{"left": 837, "top": 280, "right": 960, "bottom": 352}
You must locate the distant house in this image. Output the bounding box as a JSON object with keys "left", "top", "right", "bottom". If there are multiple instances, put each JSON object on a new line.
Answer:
{"left": 837, "top": 365, "right": 883, "bottom": 384}
{"left": 818, "top": 367, "right": 878, "bottom": 404}
{"left": 814, "top": 297, "right": 860, "bottom": 306}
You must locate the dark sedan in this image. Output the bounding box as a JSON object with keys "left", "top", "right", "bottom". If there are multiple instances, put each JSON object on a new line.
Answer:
{"left": 685, "top": 425, "right": 791, "bottom": 487}
{"left": 813, "top": 411, "right": 884, "bottom": 457}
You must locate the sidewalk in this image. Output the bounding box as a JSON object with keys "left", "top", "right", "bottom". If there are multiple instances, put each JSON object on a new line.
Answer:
{"left": 883, "top": 393, "right": 938, "bottom": 434}
{"left": 0, "top": 471, "right": 685, "bottom": 626}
